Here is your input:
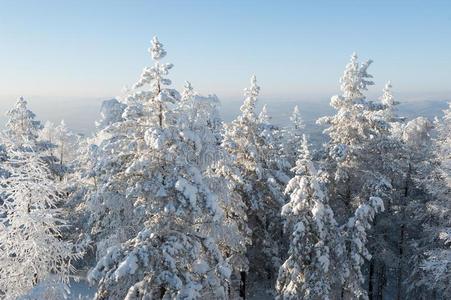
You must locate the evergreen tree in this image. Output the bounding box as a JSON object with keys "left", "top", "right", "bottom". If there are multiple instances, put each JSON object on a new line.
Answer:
{"left": 223, "top": 76, "right": 287, "bottom": 295}
{"left": 6, "top": 96, "right": 42, "bottom": 143}
{"left": 317, "top": 53, "right": 390, "bottom": 298}
{"left": 276, "top": 135, "right": 341, "bottom": 300}
{"left": 178, "top": 81, "right": 250, "bottom": 293}
{"left": 0, "top": 136, "right": 80, "bottom": 299}
{"left": 88, "top": 37, "right": 232, "bottom": 299}
{"left": 406, "top": 105, "right": 450, "bottom": 299}
{"left": 281, "top": 105, "right": 305, "bottom": 170}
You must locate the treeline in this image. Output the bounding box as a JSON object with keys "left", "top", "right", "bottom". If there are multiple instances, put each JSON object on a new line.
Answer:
{"left": 0, "top": 37, "right": 449, "bottom": 300}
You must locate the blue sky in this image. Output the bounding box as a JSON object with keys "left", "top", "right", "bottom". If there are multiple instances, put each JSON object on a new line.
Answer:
{"left": 1, "top": 0, "right": 450, "bottom": 103}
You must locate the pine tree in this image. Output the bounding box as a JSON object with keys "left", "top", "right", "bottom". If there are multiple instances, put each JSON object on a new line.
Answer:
{"left": 177, "top": 81, "right": 250, "bottom": 290}
{"left": 223, "top": 76, "right": 287, "bottom": 295}
{"left": 364, "top": 81, "right": 407, "bottom": 300}
{"left": 406, "top": 104, "right": 450, "bottom": 299}
{"left": 317, "top": 53, "right": 391, "bottom": 299}
{"left": 276, "top": 135, "right": 341, "bottom": 300}
{"left": 88, "top": 38, "right": 231, "bottom": 299}
{"left": 316, "top": 52, "right": 379, "bottom": 212}
{"left": 0, "top": 136, "right": 80, "bottom": 299}
{"left": 281, "top": 105, "right": 305, "bottom": 170}
{"left": 5, "top": 96, "right": 42, "bottom": 143}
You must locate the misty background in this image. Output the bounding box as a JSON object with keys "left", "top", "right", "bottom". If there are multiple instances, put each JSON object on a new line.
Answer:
{"left": 0, "top": 95, "right": 448, "bottom": 144}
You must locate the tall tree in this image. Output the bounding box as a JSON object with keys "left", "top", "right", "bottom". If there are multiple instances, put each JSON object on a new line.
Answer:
{"left": 223, "top": 76, "right": 287, "bottom": 296}
{"left": 5, "top": 96, "right": 42, "bottom": 143}
{"left": 281, "top": 105, "right": 305, "bottom": 170}
{"left": 276, "top": 135, "right": 341, "bottom": 300}
{"left": 0, "top": 136, "right": 80, "bottom": 299}
{"left": 88, "top": 37, "right": 232, "bottom": 299}
{"left": 317, "top": 53, "right": 391, "bottom": 299}
{"left": 178, "top": 81, "right": 250, "bottom": 295}
{"left": 406, "top": 105, "right": 450, "bottom": 299}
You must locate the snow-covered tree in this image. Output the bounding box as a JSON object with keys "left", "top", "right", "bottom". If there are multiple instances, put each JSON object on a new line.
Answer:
{"left": 316, "top": 53, "right": 394, "bottom": 298}
{"left": 341, "top": 197, "right": 385, "bottom": 300}
{"left": 54, "top": 120, "right": 78, "bottom": 168}
{"left": 39, "top": 121, "right": 57, "bottom": 157}
{"left": 276, "top": 135, "right": 341, "bottom": 300}
{"left": 5, "top": 96, "right": 42, "bottom": 143}
{"left": 380, "top": 81, "right": 404, "bottom": 124}
{"left": 316, "top": 52, "right": 381, "bottom": 212}
{"left": 16, "top": 276, "right": 71, "bottom": 300}
{"left": 38, "top": 120, "right": 78, "bottom": 179}
{"left": 0, "top": 136, "right": 80, "bottom": 299}
{"left": 281, "top": 105, "right": 305, "bottom": 170}
{"left": 88, "top": 37, "right": 232, "bottom": 299}
{"left": 361, "top": 81, "right": 409, "bottom": 300}
{"left": 406, "top": 105, "right": 450, "bottom": 299}
{"left": 177, "top": 81, "right": 250, "bottom": 286}
{"left": 223, "top": 76, "right": 288, "bottom": 295}
{"left": 5, "top": 97, "right": 66, "bottom": 180}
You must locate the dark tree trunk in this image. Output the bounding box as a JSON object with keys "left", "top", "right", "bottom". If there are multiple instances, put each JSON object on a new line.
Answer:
{"left": 377, "top": 264, "right": 385, "bottom": 300}
{"left": 397, "top": 224, "right": 405, "bottom": 300}
{"left": 159, "top": 286, "right": 166, "bottom": 299}
{"left": 397, "top": 163, "right": 410, "bottom": 300}
{"left": 240, "top": 271, "right": 246, "bottom": 299}
{"left": 345, "top": 177, "right": 351, "bottom": 208}
{"left": 369, "top": 260, "right": 375, "bottom": 300}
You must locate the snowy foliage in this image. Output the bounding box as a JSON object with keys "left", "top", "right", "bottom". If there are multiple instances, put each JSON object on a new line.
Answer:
{"left": 341, "top": 197, "right": 384, "bottom": 299}
{"left": 223, "top": 75, "right": 288, "bottom": 287}
{"left": 406, "top": 104, "right": 451, "bottom": 298}
{"left": 0, "top": 136, "right": 81, "bottom": 299}
{"left": 280, "top": 105, "right": 305, "bottom": 169}
{"left": 277, "top": 136, "right": 340, "bottom": 300}
{"left": 16, "top": 276, "right": 71, "bottom": 300}
{"left": 87, "top": 38, "right": 234, "bottom": 299}
{"left": 5, "top": 96, "right": 42, "bottom": 142}
{"left": 0, "top": 42, "right": 447, "bottom": 300}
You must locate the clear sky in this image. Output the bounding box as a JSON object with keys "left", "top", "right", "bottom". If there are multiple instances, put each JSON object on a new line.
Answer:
{"left": 1, "top": 0, "right": 450, "bottom": 105}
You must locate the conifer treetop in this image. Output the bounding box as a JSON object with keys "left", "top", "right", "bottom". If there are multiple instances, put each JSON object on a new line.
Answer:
{"left": 240, "top": 75, "right": 260, "bottom": 119}
{"left": 133, "top": 36, "right": 174, "bottom": 90}
{"left": 148, "top": 36, "right": 167, "bottom": 61}
{"left": 339, "top": 52, "right": 374, "bottom": 102}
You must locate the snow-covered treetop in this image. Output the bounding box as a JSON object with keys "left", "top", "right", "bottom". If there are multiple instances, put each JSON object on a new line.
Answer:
{"left": 148, "top": 36, "right": 166, "bottom": 61}
{"left": 290, "top": 105, "right": 304, "bottom": 130}
{"left": 6, "top": 96, "right": 42, "bottom": 142}
{"left": 380, "top": 81, "right": 396, "bottom": 106}
{"left": 402, "top": 117, "right": 434, "bottom": 148}
{"left": 258, "top": 104, "right": 270, "bottom": 124}
{"left": 240, "top": 75, "right": 260, "bottom": 120}
{"left": 291, "top": 134, "right": 314, "bottom": 177}
{"left": 95, "top": 98, "right": 126, "bottom": 130}
{"left": 119, "top": 37, "right": 179, "bottom": 130}
{"left": 317, "top": 53, "right": 382, "bottom": 148}
{"left": 379, "top": 80, "right": 404, "bottom": 124}
{"left": 179, "top": 81, "right": 221, "bottom": 132}
{"left": 133, "top": 36, "right": 174, "bottom": 91}
{"left": 339, "top": 52, "right": 374, "bottom": 103}
{"left": 182, "top": 81, "right": 194, "bottom": 102}
{"left": 244, "top": 75, "right": 260, "bottom": 98}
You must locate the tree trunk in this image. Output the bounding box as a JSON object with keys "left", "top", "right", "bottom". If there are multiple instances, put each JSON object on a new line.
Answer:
{"left": 240, "top": 271, "right": 246, "bottom": 299}
{"left": 397, "top": 163, "right": 410, "bottom": 300}
{"left": 159, "top": 102, "right": 163, "bottom": 128}
{"left": 345, "top": 176, "right": 351, "bottom": 208}
{"left": 369, "top": 260, "right": 375, "bottom": 300}
{"left": 159, "top": 286, "right": 166, "bottom": 299}
{"left": 158, "top": 82, "right": 163, "bottom": 128}
{"left": 377, "top": 264, "right": 385, "bottom": 300}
